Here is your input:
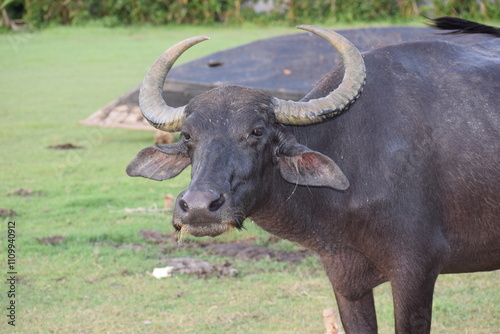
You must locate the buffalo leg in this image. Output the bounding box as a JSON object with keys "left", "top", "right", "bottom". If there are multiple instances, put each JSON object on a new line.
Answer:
{"left": 334, "top": 290, "right": 378, "bottom": 334}
{"left": 390, "top": 273, "right": 438, "bottom": 334}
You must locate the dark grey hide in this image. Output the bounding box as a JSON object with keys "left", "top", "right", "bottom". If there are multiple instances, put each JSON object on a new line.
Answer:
{"left": 127, "top": 37, "right": 500, "bottom": 333}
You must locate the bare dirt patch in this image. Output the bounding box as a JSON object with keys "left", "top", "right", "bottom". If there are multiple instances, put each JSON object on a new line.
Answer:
{"left": 0, "top": 208, "right": 17, "bottom": 217}
{"left": 166, "top": 257, "right": 239, "bottom": 278}
{"left": 7, "top": 188, "right": 45, "bottom": 197}
{"left": 203, "top": 243, "right": 310, "bottom": 264}
{"left": 47, "top": 143, "right": 84, "bottom": 150}
{"left": 36, "top": 235, "right": 66, "bottom": 245}
{"left": 139, "top": 229, "right": 171, "bottom": 244}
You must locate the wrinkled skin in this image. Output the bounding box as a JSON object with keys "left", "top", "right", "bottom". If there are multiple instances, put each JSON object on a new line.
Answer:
{"left": 127, "top": 39, "right": 500, "bottom": 333}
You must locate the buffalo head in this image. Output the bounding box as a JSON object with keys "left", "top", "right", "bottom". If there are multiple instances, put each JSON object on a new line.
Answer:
{"left": 127, "top": 26, "right": 366, "bottom": 237}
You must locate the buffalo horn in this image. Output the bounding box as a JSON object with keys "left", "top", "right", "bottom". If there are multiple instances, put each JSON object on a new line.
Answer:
{"left": 273, "top": 25, "right": 366, "bottom": 125}
{"left": 139, "top": 36, "right": 210, "bottom": 132}
{"left": 139, "top": 26, "right": 365, "bottom": 131}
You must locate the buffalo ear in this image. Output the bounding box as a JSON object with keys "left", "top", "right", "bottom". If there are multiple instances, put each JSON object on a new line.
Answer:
{"left": 126, "top": 144, "right": 191, "bottom": 181}
{"left": 277, "top": 144, "right": 349, "bottom": 190}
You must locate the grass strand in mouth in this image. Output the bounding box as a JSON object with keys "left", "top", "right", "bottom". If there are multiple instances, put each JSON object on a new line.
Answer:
{"left": 177, "top": 228, "right": 187, "bottom": 243}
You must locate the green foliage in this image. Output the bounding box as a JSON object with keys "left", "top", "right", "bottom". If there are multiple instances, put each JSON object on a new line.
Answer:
{"left": 428, "top": 0, "right": 500, "bottom": 20}
{"left": 284, "top": 0, "right": 405, "bottom": 24}
{"left": 275, "top": 0, "right": 499, "bottom": 25}
{"left": 20, "top": 0, "right": 240, "bottom": 27}
{"left": 1, "top": 0, "right": 16, "bottom": 11}
{"left": 8, "top": 0, "right": 500, "bottom": 27}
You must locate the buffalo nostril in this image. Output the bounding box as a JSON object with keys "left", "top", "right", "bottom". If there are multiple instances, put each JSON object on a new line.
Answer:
{"left": 179, "top": 199, "right": 189, "bottom": 212}
{"left": 209, "top": 194, "right": 225, "bottom": 212}
{"left": 179, "top": 190, "right": 225, "bottom": 214}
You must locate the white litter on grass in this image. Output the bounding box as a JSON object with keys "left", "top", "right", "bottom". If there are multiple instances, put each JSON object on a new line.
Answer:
{"left": 152, "top": 266, "right": 174, "bottom": 279}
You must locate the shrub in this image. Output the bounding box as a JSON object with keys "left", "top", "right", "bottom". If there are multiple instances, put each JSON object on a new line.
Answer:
{"left": 8, "top": 0, "right": 500, "bottom": 27}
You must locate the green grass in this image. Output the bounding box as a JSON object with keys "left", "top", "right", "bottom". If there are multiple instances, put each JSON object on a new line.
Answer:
{"left": 1, "top": 23, "right": 499, "bottom": 333}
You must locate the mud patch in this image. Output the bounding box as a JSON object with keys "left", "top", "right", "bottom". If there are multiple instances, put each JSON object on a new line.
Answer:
{"left": 167, "top": 257, "right": 239, "bottom": 278}
{"left": 0, "top": 208, "right": 17, "bottom": 217}
{"left": 140, "top": 229, "right": 171, "bottom": 244}
{"left": 47, "top": 143, "right": 84, "bottom": 150}
{"left": 36, "top": 235, "right": 66, "bottom": 245}
{"left": 8, "top": 188, "right": 45, "bottom": 197}
{"left": 204, "top": 243, "right": 310, "bottom": 264}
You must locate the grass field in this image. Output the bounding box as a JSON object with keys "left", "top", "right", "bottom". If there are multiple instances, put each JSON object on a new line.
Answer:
{"left": 1, "top": 22, "right": 499, "bottom": 333}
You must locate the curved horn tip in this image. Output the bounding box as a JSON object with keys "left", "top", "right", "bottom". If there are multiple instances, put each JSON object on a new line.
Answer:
{"left": 296, "top": 24, "right": 312, "bottom": 30}
{"left": 296, "top": 25, "right": 324, "bottom": 33}
{"left": 139, "top": 35, "right": 210, "bottom": 133}
{"left": 180, "top": 35, "right": 211, "bottom": 47}
{"left": 274, "top": 24, "right": 365, "bottom": 125}
{"left": 184, "top": 35, "right": 211, "bottom": 45}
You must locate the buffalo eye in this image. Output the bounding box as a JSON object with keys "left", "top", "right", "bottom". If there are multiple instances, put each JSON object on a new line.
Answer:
{"left": 181, "top": 132, "right": 191, "bottom": 141}
{"left": 251, "top": 128, "right": 264, "bottom": 137}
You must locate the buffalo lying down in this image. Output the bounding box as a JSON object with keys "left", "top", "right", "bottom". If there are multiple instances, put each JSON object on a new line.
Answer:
{"left": 127, "top": 19, "right": 499, "bottom": 333}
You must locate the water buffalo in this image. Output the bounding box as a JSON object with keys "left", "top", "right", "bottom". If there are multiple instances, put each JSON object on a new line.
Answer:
{"left": 127, "top": 19, "right": 500, "bottom": 333}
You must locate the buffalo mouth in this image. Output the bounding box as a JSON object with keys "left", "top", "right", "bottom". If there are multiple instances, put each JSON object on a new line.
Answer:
{"left": 174, "top": 221, "right": 241, "bottom": 238}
